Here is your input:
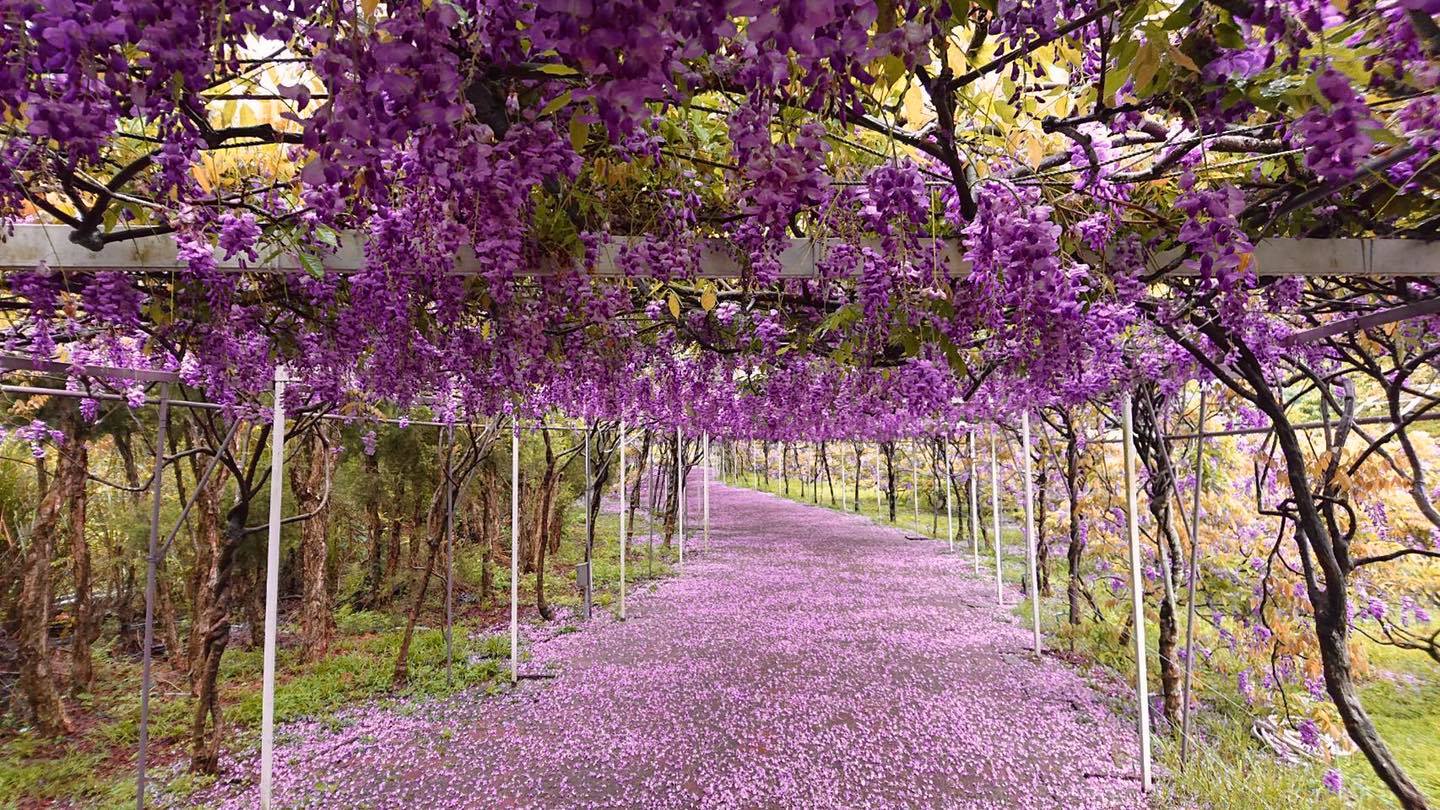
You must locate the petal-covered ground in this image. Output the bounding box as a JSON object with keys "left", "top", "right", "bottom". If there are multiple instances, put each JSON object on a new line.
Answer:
{"left": 200, "top": 479, "right": 1146, "bottom": 809}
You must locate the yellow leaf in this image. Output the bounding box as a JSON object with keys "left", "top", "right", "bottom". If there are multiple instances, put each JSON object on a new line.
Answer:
{"left": 190, "top": 163, "right": 213, "bottom": 194}
{"left": 667, "top": 291, "right": 681, "bottom": 320}
{"left": 1238, "top": 252, "right": 1254, "bottom": 273}
{"left": 700, "top": 286, "right": 717, "bottom": 311}
{"left": 1166, "top": 42, "right": 1200, "bottom": 74}
{"left": 1133, "top": 42, "right": 1161, "bottom": 95}
{"left": 1026, "top": 136, "right": 1044, "bottom": 169}
{"left": 902, "top": 85, "right": 931, "bottom": 128}
{"left": 361, "top": 0, "right": 379, "bottom": 19}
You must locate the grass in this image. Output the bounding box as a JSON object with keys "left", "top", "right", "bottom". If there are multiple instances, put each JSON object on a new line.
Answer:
{"left": 0, "top": 495, "right": 671, "bottom": 809}
{"left": 1344, "top": 642, "right": 1440, "bottom": 802}
{"left": 0, "top": 622, "right": 506, "bottom": 808}
{"left": 734, "top": 469, "right": 1440, "bottom": 810}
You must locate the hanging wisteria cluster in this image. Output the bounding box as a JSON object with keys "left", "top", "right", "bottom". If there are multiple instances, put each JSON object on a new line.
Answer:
{"left": 2, "top": 0, "right": 1434, "bottom": 431}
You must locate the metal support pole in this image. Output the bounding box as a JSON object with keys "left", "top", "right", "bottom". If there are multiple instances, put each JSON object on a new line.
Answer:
{"left": 135, "top": 384, "right": 170, "bottom": 809}
{"left": 703, "top": 432, "right": 710, "bottom": 550}
{"left": 510, "top": 423, "right": 520, "bottom": 682}
{"left": 260, "top": 366, "right": 288, "bottom": 810}
{"left": 676, "top": 426, "right": 685, "bottom": 564}
{"left": 969, "top": 432, "right": 981, "bottom": 574}
{"left": 1021, "top": 411, "right": 1041, "bottom": 657}
{"left": 1121, "top": 393, "right": 1154, "bottom": 792}
{"left": 944, "top": 439, "right": 954, "bottom": 552}
{"left": 990, "top": 426, "right": 1003, "bottom": 605}
{"left": 619, "top": 421, "right": 627, "bottom": 620}
{"left": 1180, "top": 386, "right": 1208, "bottom": 766}
{"left": 443, "top": 425, "right": 454, "bottom": 686}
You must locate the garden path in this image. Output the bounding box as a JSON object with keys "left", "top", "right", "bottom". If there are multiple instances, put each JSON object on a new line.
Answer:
{"left": 213, "top": 477, "right": 1145, "bottom": 809}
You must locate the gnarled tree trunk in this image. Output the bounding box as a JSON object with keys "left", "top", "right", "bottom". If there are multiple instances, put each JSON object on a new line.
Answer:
{"left": 289, "top": 430, "right": 334, "bottom": 662}
{"left": 355, "top": 449, "right": 385, "bottom": 609}
{"left": 880, "top": 441, "right": 897, "bottom": 522}
{"left": 190, "top": 500, "right": 246, "bottom": 773}
{"left": 1133, "top": 387, "right": 1183, "bottom": 725}
{"left": 185, "top": 454, "right": 223, "bottom": 687}
{"left": 59, "top": 405, "right": 94, "bottom": 695}
{"left": 16, "top": 458, "right": 71, "bottom": 734}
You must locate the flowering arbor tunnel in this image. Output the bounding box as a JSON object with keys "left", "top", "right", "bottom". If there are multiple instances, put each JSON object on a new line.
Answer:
{"left": 2, "top": 0, "right": 1440, "bottom": 808}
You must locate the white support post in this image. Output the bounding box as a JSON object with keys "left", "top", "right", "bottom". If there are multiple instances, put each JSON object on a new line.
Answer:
{"left": 1021, "top": 411, "right": 1041, "bottom": 657}
{"left": 1180, "top": 386, "right": 1208, "bottom": 765}
{"left": 969, "top": 431, "right": 981, "bottom": 574}
{"left": 135, "top": 384, "right": 170, "bottom": 810}
{"left": 990, "top": 426, "right": 1003, "bottom": 605}
{"left": 443, "top": 425, "right": 455, "bottom": 685}
{"left": 1121, "top": 393, "right": 1154, "bottom": 792}
{"left": 260, "top": 366, "right": 288, "bottom": 810}
{"left": 676, "top": 426, "right": 685, "bottom": 564}
{"left": 703, "top": 432, "right": 710, "bottom": 550}
{"left": 510, "top": 423, "right": 520, "bottom": 682}
{"left": 619, "top": 420, "right": 627, "bottom": 621}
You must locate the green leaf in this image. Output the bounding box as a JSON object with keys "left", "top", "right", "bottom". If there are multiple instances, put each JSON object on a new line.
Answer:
{"left": 1161, "top": 0, "right": 1201, "bottom": 29}
{"left": 1259, "top": 74, "right": 1307, "bottom": 100}
{"left": 1213, "top": 22, "right": 1244, "bottom": 50}
{"left": 297, "top": 252, "right": 325, "bottom": 280}
{"left": 879, "top": 55, "right": 908, "bottom": 87}
{"left": 816, "top": 304, "right": 861, "bottom": 337}
{"left": 534, "top": 63, "right": 579, "bottom": 76}
{"left": 1104, "top": 39, "right": 1140, "bottom": 98}
{"left": 539, "top": 90, "right": 573, "bottom": 117}
{"left": 569, "top": 115, "right": 589, "bottom": 153}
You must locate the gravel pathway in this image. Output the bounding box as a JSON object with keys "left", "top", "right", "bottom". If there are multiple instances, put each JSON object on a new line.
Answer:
{"left": 202, "top": 478, "right": 1147, "bottom": 809}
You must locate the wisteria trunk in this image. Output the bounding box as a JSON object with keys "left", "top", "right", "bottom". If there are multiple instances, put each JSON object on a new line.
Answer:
{"left": 16, "top": 460, "right": 71, "bottom": 735}
{"left": 880, "top": 441, "right": 897, "bottom": 522}
{"left": 59, "top": 405, "right": 94, "bottom": 695}
{"left": 290, "top": 432, "right": 334, "bottom": 662}
{"left": 1063, "top": 428, "right": 1083, "bottom": 626}
{"left": 185, "top": 443, "right": 223, "bottom": 687}
{"left": 1269, "top": 410, "right": 1430, "bottom": 809}
{"left": 392, "top": 512, "right": 442, "bottom": 687}
{"left": 190, "top": 503, "right": 248, "bottom": 773}
{"left": 356, "top": 449, "right": 385, "bottom": 609}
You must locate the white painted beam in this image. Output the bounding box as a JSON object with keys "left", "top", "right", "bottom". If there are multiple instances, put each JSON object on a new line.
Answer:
{"left": 5, "top": 224, "right": 1436, "bottom": 278}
